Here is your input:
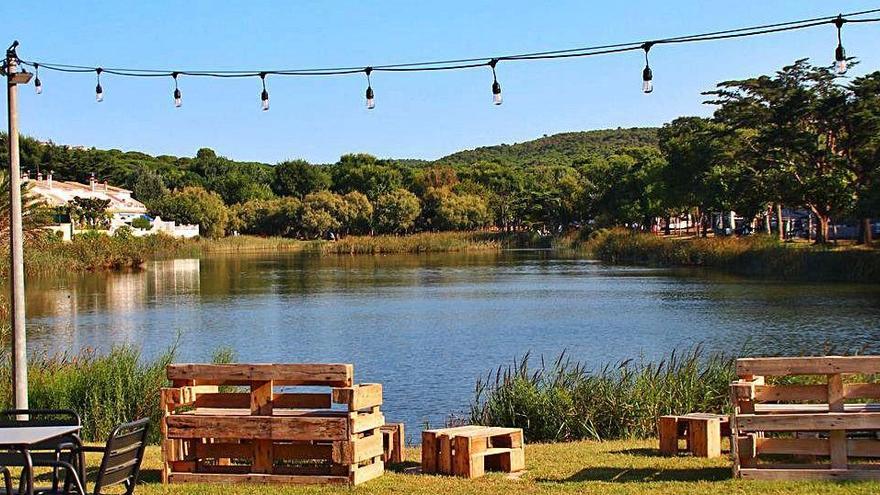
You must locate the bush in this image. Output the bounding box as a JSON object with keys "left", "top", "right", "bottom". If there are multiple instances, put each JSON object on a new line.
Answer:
{"left": 374, "top": 189, "right": 421, "bottom": 234}
{"left": 130, "top": 216, "right": 153, "bottom": 230}
{"left": 150, "top": 186, "right": 229, "bottom": 238}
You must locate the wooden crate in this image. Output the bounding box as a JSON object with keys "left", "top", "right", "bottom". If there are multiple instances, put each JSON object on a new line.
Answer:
{"left": 658, "top": 413, "right": 730, "bottom": 458}
{"left": 730, "top": 356, "right": 880, "bottom": 480}
{"left": 160, "top": 363, "right": 385, "bottom": 486}
{"left": 380, "top": 423, "right": 405, "bottom": 464}
{"left": 422, "top": 426, "right": 524, "bottom": 478}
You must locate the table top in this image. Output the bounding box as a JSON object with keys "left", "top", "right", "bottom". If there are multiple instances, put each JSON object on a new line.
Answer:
{"left": 0, "top": 425, "right": 81, "bottom": 446}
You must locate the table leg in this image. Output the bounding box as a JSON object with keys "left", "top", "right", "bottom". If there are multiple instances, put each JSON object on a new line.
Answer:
{"left": 16, "top": 447, "right": 34, "bottom": 495}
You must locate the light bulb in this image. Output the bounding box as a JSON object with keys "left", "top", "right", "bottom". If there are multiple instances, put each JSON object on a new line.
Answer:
{"left": 34, "top": 77, "right": 42, "bottom": 94}
{"left": 835, "top": 45, "right": 847, "bottom": 74}
{"left": 96, "top": 83, "right": 104, "bottom": 102}
{"left": 642, "top": 66, "right": 653, "bottom": 94}
{"left": 174, "top": 88, "right": 182, "bottom": 108}
{"left": 261, "top": 89, "right": 270, "bottom": 111}
{"left": 366, "top": 86, "right": 375, "bottom": 109}
{"left": 492, "top": 81, "right": 502, "bottom": 105}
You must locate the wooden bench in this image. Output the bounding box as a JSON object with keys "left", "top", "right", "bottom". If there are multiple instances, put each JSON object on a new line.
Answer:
{"left": 160, "top": 363, "right": 385, "bottom": 486}
{"left": 422, "top": 426, "right": 524, "bottom": 479}
{"left": 658, "top": 413, "right": 730, "bottom": 458}
{"left": 730, "top": 356, "right": 880, "bottom": 480}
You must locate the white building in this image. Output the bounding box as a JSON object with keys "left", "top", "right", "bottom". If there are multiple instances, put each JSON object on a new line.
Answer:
{"left": 24, "top": 171, "right": 199, "bottom": 240}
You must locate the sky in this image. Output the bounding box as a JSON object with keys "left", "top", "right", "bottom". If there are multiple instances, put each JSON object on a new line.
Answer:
{"left": 3, "top": 1, "right": 879, "bottom": 164}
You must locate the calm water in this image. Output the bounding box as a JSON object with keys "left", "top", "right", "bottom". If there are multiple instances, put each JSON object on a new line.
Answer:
{"left": 20, "top": 251, "right": 880, "bottom": 436}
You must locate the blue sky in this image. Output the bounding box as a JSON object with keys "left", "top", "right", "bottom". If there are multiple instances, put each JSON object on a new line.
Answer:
{"left": 4, "top": 1, "right": 879, "bottom": 164}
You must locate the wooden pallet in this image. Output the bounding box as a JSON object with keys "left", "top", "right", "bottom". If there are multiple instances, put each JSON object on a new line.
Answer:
{"left": 160, "top": 363, "right": 385, "bottom": 486}
{"left": 422, "top": 426, "right": 524, "bottom": 478}
{"left": 659, "top": 413, "right": 730, "bottom": 458}
{"left": 380, "top": 423, "right": 405, "bottom": 464}
{"left": 730, "top": 356, "right": 880, "bottom": 480}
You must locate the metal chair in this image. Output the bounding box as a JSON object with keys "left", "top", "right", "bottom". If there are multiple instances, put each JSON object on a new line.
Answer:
{"left": 31, "top": 418, "right": 149, "bottom": 495}
{"left": 0, "top": 466, "right": 12, "bottom": 495}
{"left": 0, "top": 410, "right": 82, "bottom": 493}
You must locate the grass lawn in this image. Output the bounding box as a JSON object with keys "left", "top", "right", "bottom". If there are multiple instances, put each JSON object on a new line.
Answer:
{"left": 48, "top": 439, "right": 879, "bottom": 495}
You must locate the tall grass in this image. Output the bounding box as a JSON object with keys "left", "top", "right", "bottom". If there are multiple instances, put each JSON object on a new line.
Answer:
{"left": 470, "top": 347, "right": 736, "bottom": 442}
{"left": 583, "top": 228, "right": 880, "bottom": 282}
{"left": 321, "top": 231, "right": 503, "bottom": 254}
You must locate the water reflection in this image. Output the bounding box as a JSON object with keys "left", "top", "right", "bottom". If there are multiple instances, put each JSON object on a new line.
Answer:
{"left": 17, "top": 251, "right": 880, "bottom": 432}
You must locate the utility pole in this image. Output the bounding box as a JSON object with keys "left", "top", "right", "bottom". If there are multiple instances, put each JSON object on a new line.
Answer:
{"left": 5, "top": 40, "right": 31, "bottom": 410}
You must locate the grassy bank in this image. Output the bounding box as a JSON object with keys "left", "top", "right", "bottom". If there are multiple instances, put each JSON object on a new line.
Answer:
{"left": 6, "top": 230, "right": 522, "bottom": 276}
{"left": 581, "top": 229, "right": 880, "bottom": 283}
{"left": 470, "top": 348, "right": 735, "bottom": 442}
{"left": 63, "top": 441, "right": 880, "bottom": 494}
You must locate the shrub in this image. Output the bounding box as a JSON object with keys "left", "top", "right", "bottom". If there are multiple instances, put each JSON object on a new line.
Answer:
{"left": 150, "top": 186, "right": 229, "bottom": 238}
{"left": 374, "top": 189, "right": 421, "bottom": 234}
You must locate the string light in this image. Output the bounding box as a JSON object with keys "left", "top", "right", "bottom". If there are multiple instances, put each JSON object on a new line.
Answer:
{"left": 33, "top": 63, "right": 42, "bottom": 94}
{"left": 172, "top": 72, "right": 182, "bottom": 107}
{"left": 95, "top": 68, "right": 103, "bottom": 102}
{"left": 489, "top": 59, "right": 502, "bottom": 105}
{"left": 10, "top": 8, "right": 880, "bottom": 108}
{"left": 833, "top": 14, "right": 847, "bottom": 74}
{"left": 365, "top": 67, "right": 375, "bottom": 110}
{"left": 260, "top": 72, "right": 269, "bottom": 111}
{"left": 641, "top": 43, "right": 654, "bottom": 94}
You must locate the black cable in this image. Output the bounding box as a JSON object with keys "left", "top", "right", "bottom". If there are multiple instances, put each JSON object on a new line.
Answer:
{"left": 15, "top": 8, "right": 880, "bottom": 78}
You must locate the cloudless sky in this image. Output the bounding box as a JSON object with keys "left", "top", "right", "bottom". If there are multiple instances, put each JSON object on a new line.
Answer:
{"left": 3, "top": 1, "right": 880, "bottom": 164}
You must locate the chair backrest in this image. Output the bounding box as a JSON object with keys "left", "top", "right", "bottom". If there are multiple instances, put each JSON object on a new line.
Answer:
{"left": 93, "top": 418, "right": 149, "bottom": 495}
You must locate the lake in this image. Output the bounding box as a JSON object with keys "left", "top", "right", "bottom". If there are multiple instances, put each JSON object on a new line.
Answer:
{"left": 21, "top": 251, "right": 880, "bottom": 436}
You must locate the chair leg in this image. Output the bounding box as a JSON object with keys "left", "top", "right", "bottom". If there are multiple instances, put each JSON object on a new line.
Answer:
{"left": 1, "top": 467, "right": 12, "bottom": 495}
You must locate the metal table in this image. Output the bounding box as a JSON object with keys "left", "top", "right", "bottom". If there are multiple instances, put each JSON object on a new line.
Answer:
{"left": 0, "top": 425, "right": 82, "bottom": 495}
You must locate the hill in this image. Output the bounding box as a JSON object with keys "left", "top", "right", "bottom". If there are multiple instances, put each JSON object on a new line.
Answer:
{"left": 435, "top": 127, "right": 659, "bottom": 168}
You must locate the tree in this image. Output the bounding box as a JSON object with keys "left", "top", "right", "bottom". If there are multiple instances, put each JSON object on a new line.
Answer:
{"left": 0, "top": 171, "right": 52, "bottom": 242}
{"left": 132, "top": 167, "right": 168, "bottom": 203}
{"left": 435, "top": 192, "right": 491, "bottom": 230}
{"left": 341, "top": 191, "right": 373, "bottom": 235}
{"left": 67, "top": 197, "right": 111, "bottom": 230}
{"left": 272, "top": 160, "right": 331, "bottom": 198}
{"left": 707, "top": 60, "right": 855, "bottom": 243}
{"left": 374, "top": 189, "right": 421, "bottom": 234}
{"left": 845, "top": 72, "right": 880, "bottom": 244}
{"left": 331, "top": 154, "right": 403, "bottom": 200}
{"left": 232, "top": 197, "right": 301, "bottom": 237}
{"left": 300, "top": 190, "right": 347, "bottom": 238}
{"left": 150, "top": 187, "right": 229, "bottom": 238}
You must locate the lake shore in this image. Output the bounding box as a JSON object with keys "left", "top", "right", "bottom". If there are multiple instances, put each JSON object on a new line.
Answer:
{"left": 578, "top": 228, "right": 880, "bottom": 283}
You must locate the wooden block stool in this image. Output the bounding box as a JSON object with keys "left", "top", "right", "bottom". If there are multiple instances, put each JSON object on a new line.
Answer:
{"left": 422, "top": 426, "right": 524, "bottom": 479}
{"left": 381, "top": 423, "right": 405, "bottom": 464}
{"left": 659, "top": 413, "right": 730, "bottom": 458}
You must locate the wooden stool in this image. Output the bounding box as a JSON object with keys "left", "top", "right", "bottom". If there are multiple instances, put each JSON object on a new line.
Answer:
{"left": 422, "top": 426, "right": 525, "bottom": 479}
{"left": 380, "top": 423, "right": 405, "bottom": 464}
{"left": 659, "top": 413, "right": 729, "bottom": 458}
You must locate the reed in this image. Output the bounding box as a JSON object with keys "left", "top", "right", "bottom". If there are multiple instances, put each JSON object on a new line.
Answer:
{"left": 321, "top": 231, "right": 504, "bottom": 254}
{"left": 470, "top": 347, "right": 736, "bottom": 442}
{"left": 582, "top": 228, "right": 880, "bottom": 282}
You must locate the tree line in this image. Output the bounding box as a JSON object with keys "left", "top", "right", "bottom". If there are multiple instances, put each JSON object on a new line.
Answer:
{"left": 2, "top": 59, "right": 877, "bottom": 243}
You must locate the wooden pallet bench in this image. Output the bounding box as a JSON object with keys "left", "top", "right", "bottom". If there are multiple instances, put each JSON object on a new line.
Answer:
{"left": 659, "top": 413, "right": 730, "bottom": 458}
{"left": 731, "top": 356, "right": 880, "bottom": 480}
{"left": 422, "top": 426, "right": 524, "bottom": 478}
{"left": 380, "top": 423, "right": 405, "bottom": 464}
{"left": 160, "top": 363, "right": 385, "bottom": 486}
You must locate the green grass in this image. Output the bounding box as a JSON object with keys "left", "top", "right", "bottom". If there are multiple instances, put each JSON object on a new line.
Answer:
{"left": 470, "top": 348, "right": 736, "bottom": 442}
{"left": 39, "top": 440, "right": 876, "bottom": 495}
{"left": 581, "top": 229, "right": 880, "bottom": 283}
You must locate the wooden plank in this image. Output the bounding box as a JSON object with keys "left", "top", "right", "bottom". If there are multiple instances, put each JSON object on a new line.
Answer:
{"left": 754, "top": 384, "right": 827, "bottom": 402}
{"left": 273, "top": 442, "right": 332, "bottom": 460}
{"left": 736, "top": 434, "right": 757, "bottom": 468}
{"left": 166, "top": 415, "right": 349, "bottom": 441}
{"left": 736, "top": 412, "right": 880, "bottom": 431}
{"left": 736, "top": 356, "right": 880, "bottom": 376}
{"left": 350, "top": 409, "right": 385, "bottom": 434}
{"left": 193, "top": 392, "right": 331, "bottom": 409}
{"left": 251, "top": 380, "right": 274, "bottom": 473}
{"left": 689, "top": 417, "right": 721, "bottom": 458}
{"left": 850, "top": 439, "right": 880, "bottom": 457}
{"left": 438, "top": 434, "right": 453, "bottom": 474}
{"left": 453, "top": 436, "right": 482, "bottom": 479}
{"left": 167, "top": 472, "right": 351, "bottom": 484}
{"left": 332, "top": 384, "right": 383, "bottom": 411}
{"left": 334, "top": 433, "right": 384, "bottom": 464}
{"left": 844, "top": 383, "right": 880, "bottom": 400}
{"left": 350, "top": 458, "right": 384, "bottom": 485}
{"left": 421, "top": 431, "right": 438, "bottom": 474}
{"left": 756, "top": 437, "right": 829, "bottom": 456}
{"left": 380, "top": 423, "right": 405, "bottom": 463}
{"left": 658, "top": 416, "right": 679, "bottom": 456}
{"left": 167, "top": 363, "right": 354, "bottom": 386}
{"left": 738, "top": 468, "right": 880, "bottom": 481}
{"left": 827, "top": 373, "right": 847, "bottom": 470}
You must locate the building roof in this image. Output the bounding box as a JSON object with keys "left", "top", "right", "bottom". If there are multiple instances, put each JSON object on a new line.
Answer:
{"left": 25, "top": 176, "right": 147, "bottom": 214}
